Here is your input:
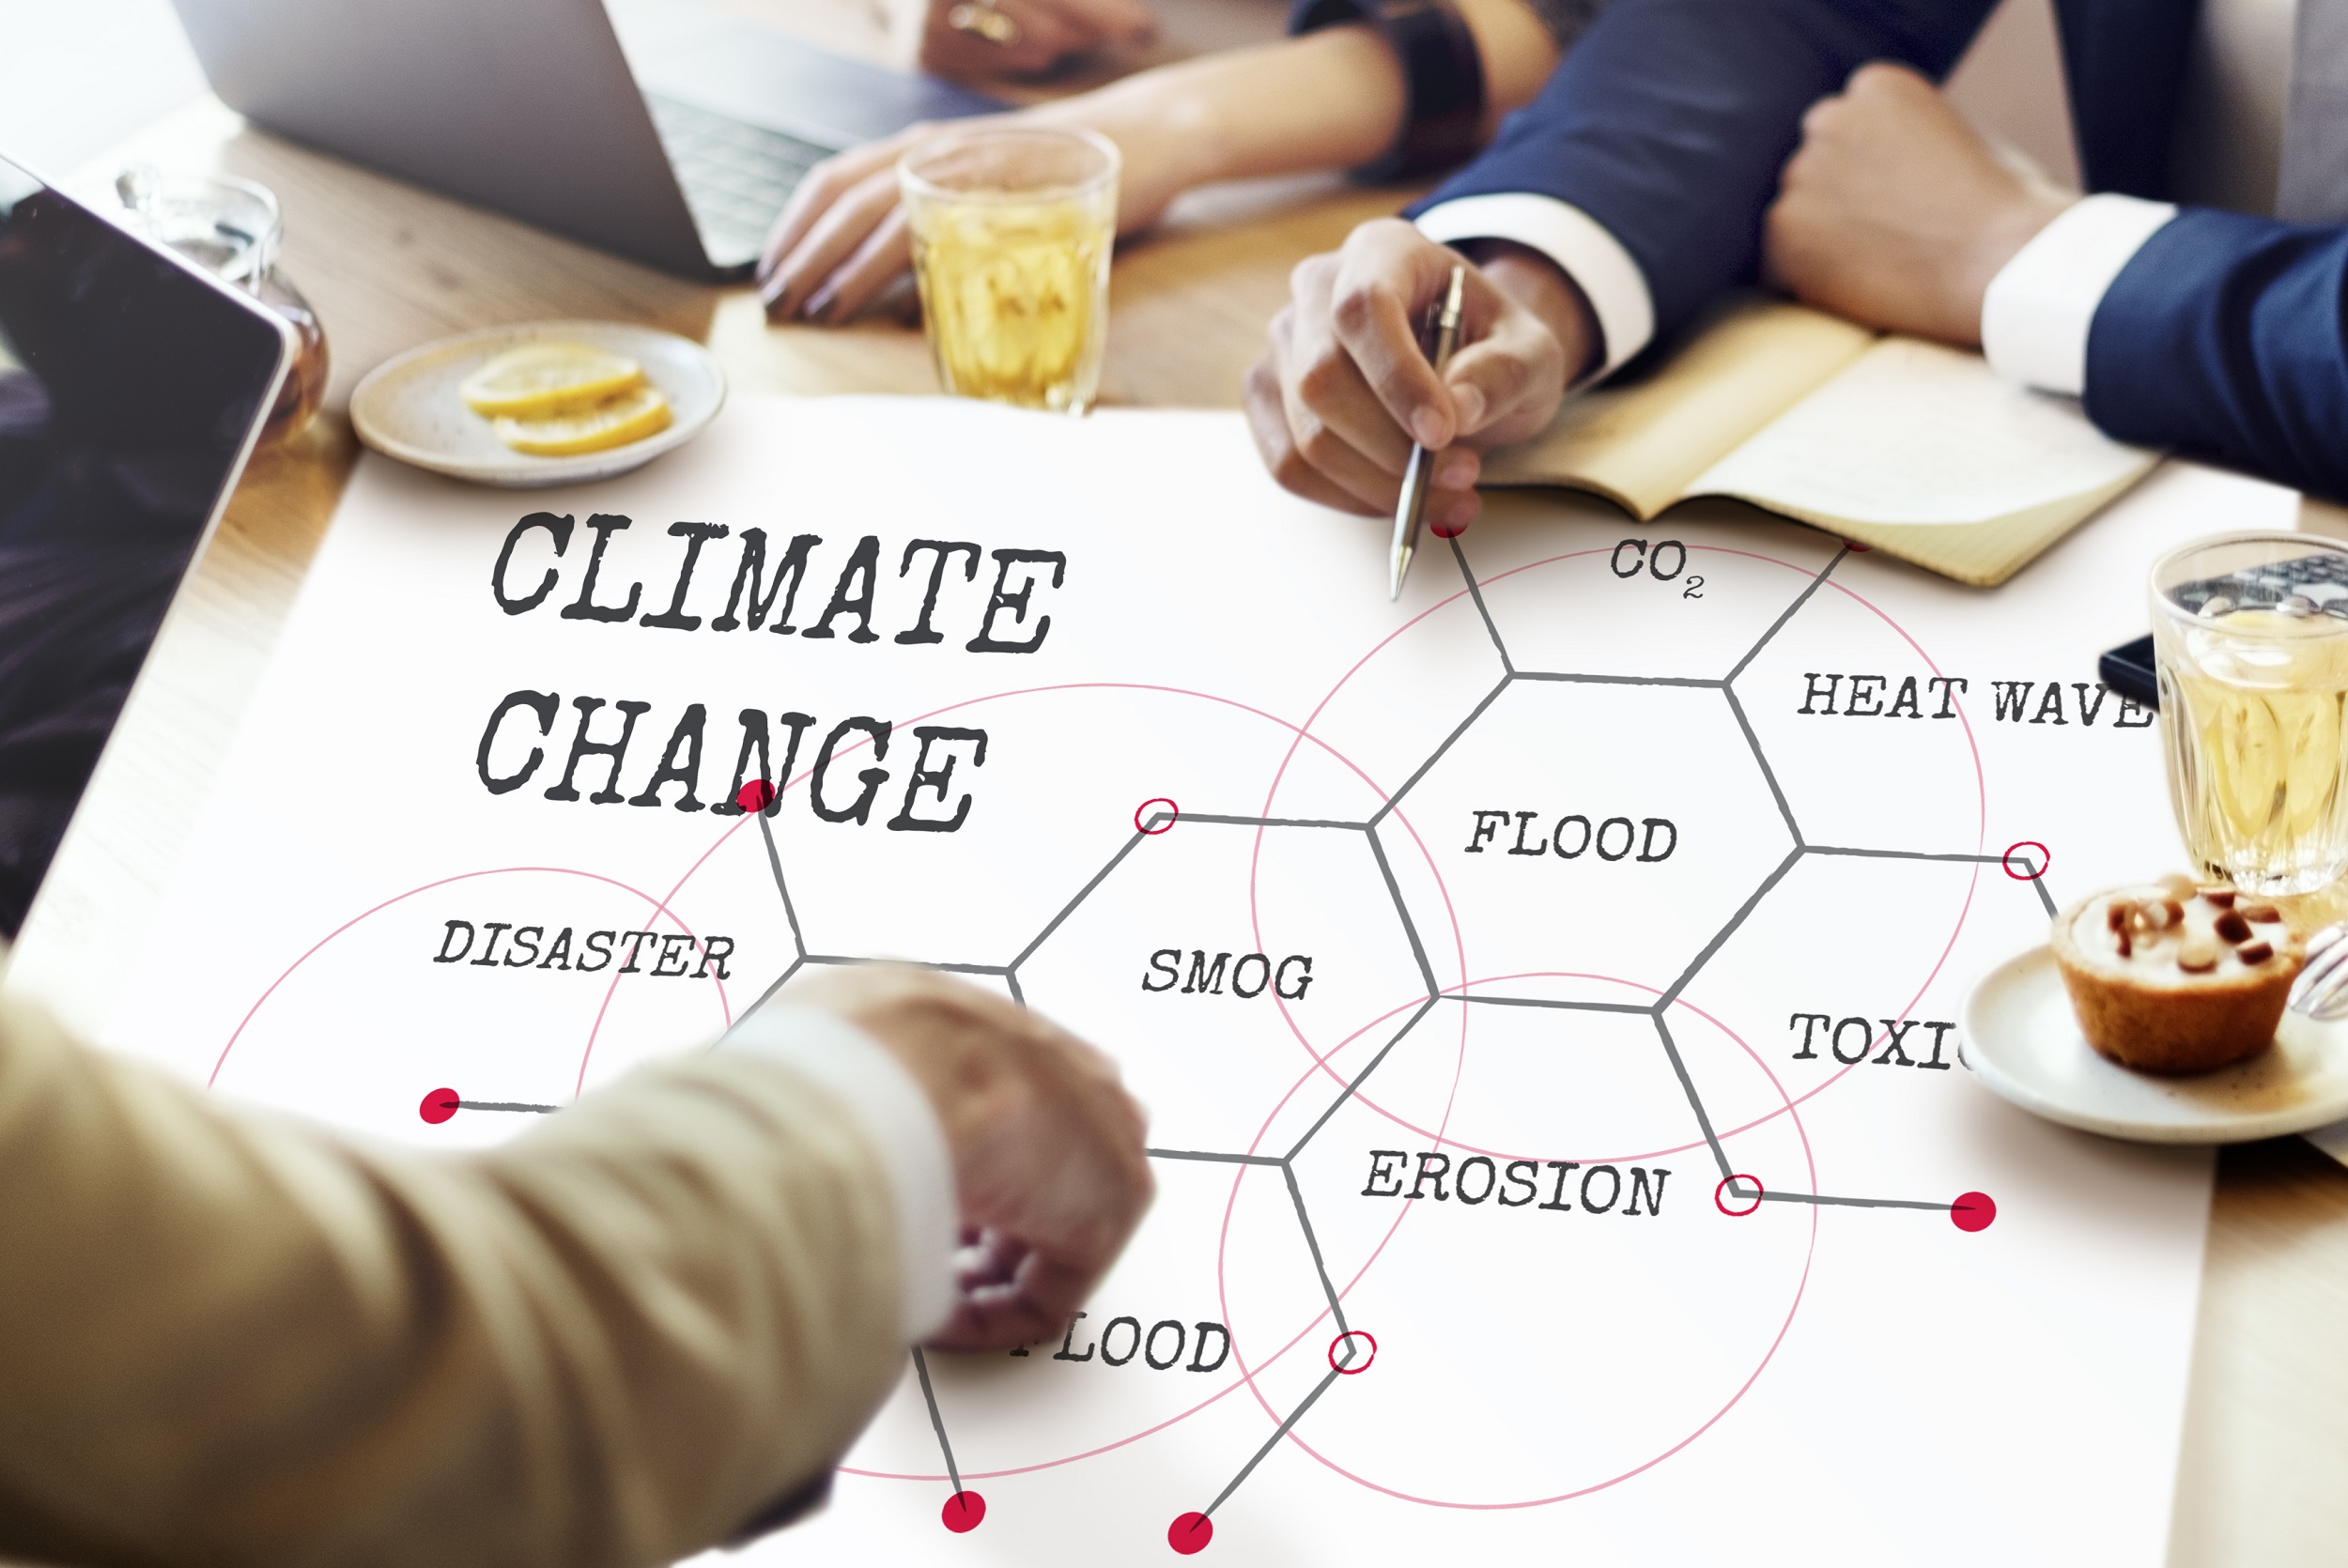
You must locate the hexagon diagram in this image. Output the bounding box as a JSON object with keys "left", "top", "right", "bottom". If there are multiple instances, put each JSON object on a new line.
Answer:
{"left": 586, "top": 530, "right": 2027, "bottom": 1555}
{"left": 390, "top": 525, "right": 2042, "bottom": 1555}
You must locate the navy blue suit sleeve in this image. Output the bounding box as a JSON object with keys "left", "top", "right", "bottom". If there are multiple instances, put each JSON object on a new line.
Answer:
{"left": 2087, "top": 209, "right": 2348, "bottom": 501}
{"left": 1410, "top": 0, "right": 1995, "bottom": 344}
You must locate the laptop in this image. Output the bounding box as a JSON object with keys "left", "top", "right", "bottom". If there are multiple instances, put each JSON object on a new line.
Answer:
{"left": 0, "top": 152, "right": 293, "bottom": 939}
{"left": 168, "top": 0, "right": 1004, "bottom": 280}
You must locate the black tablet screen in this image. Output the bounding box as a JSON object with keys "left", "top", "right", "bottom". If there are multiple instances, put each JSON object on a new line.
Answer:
{"left": 0, "top": 157, "right": 285, "bottom": 937}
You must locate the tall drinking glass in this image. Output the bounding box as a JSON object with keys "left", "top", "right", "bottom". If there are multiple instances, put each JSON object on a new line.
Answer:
{"left": 899, "top": 128, "right": 1118, "bottom": 414}
{"left": 2151, "top": 531, "right": 2348, "bottom": 895}
{"left": 115, "top": 167, "right": 329, "bottom": 445}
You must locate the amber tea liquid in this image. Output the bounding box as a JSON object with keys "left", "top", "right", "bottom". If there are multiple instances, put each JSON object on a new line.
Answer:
{"left": 910, "top": 199, "right": 1111, "bottom": 412}
{"left": 901, "top": 129, "right": 1118, "bottom": 415}
{"left": 2156, "top": 604, "right": 2348, "bottom": 894}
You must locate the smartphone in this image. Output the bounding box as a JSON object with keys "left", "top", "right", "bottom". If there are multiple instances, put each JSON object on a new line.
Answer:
{"left": 2099, "top": 634, "right": 2158, "bottom": 710}
{"left": 2098, "top": 548, "right": 2348, "bottom": 714}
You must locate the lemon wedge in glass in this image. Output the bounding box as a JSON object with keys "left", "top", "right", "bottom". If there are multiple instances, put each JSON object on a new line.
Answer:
{"left": 493, "top": 382, "right": 673, "bottom": 456}
{"left": 461, "top": 342, "right": 647, "bottom": 419}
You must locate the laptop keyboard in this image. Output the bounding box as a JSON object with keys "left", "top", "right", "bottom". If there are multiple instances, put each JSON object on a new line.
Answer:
{"left": 646, "top": 93, "right": 838, "bottom": 268}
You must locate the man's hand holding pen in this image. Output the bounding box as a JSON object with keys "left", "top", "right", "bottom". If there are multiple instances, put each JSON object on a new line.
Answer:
{"left": 1244, "top": 220, "right": 1600, "bottom": 541}
{"left": 1385, "top": 263, "right": 1467, "bottom": 599}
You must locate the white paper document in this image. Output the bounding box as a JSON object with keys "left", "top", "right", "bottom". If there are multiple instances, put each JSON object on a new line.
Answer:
{"left": 103, "top": 399, "right": 2224, "bottom": 1566}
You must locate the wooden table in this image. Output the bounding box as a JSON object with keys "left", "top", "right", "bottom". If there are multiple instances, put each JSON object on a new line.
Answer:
{"left": 20, "top": 77, "right": 2348, "bottom": 1568}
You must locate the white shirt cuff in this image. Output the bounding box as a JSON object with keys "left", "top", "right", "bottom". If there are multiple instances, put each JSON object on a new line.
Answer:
{"left": 1414, "top": 193, "right": 1655, "bottom": 381}
{"left": 719, "top": 1004, "right": 956, "bottom": 1342}
{"left": 1981, "top": 192, "right": 2179, "bottom": 397}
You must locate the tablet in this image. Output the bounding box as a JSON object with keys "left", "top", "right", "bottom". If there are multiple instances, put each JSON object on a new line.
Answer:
{"left": 0, "top": 152, "right": 292, "bottom": 937}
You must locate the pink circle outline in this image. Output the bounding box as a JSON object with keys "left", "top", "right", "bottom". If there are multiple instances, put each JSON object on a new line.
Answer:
{"left": 1216, "top": 976, "right": 1820, "bottom": 1511}
{"left": 1243, "top": 542, "right": 1991, "bottom": 1161}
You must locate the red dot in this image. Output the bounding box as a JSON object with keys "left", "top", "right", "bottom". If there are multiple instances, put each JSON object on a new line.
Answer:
{"left": 1327, "top": 1330, "right": 1376, "bottom": 1374}
{"left": 1842, "top": 539, "right": 1873, "bottom": 551}
{"left": 1429, "top": 514, "right": 1468, "bottom": 540}
{"left": 941, "top": 1491, "right": 985, "bottom": 1532}
{"left": 1168, "top": 1512, "right": 1213, "bottom": 1554}
{"left": 2001, "top": 841, "right": 2049, "bottom": 881}
{"left": 736, "top": 779, "right": 776, "bottom": 812}
{"left": 1135, "top": 798, "right": 1180, "bottom": 835}
{"left": 1951, "top": 1191, "right": 1997, "bottom": 1232}
{"left": 419, "top": 1088, "right": 459, "bottom": 1125}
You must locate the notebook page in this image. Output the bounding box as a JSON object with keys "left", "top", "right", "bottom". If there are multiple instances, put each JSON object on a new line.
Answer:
{"left": 1480, "top": 297, "right": 1872, "bottom": 516}
{"left": 1687, "top": 335, "right": 2156, "bottom": 527}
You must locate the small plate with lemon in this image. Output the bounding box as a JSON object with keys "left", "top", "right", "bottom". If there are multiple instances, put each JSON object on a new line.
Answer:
{"left": 351, "top": 321, "right": 724, "bottom": 486}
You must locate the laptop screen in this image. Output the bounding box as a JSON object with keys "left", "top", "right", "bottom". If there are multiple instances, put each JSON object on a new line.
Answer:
{"left": 0, "top": 155, "right": 287, "bottom": 938}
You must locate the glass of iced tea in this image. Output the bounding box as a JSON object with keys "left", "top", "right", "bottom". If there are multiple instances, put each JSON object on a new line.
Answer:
{"left": 899, "top": 127, "right": 1118, "bottom": 414}
{"left": 2152, "top": 531, "right": 2348, "bottom": 894}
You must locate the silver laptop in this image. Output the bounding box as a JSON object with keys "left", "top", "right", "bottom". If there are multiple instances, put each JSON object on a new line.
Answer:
{"left": 168, "top": 0, "right": 1003, "bottom": 279}
{"left": 0, "top": 151, "right": 293, "bottom": 938}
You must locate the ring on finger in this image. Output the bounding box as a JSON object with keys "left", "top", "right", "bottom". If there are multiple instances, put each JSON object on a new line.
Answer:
{"left": 947, "top": 0, "right": 1022, "bottom": 44}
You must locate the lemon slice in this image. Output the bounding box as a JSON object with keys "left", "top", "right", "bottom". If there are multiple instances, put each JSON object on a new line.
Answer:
{"left": 493, "top": 383, "right": 673, "bottom": 456}
{"left": 461, "top": 342, "right": 647, "bottom": 419}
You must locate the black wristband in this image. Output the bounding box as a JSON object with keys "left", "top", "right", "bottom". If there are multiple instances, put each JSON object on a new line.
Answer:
{"left": 1290, "top": 0, "right": 1487, "bottom": 181}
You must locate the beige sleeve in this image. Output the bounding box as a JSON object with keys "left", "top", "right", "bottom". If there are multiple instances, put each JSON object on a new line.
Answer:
{"left": 0, "top": 989, "right": 911, "bottom": 1568}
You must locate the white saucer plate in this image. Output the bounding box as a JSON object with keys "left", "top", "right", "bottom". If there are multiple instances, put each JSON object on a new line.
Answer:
{"left": 350, "top": 319, "right": 726, "bottom": 488}
{"left": 1962, "top": 944, "right": 2348, "bottom": 1143}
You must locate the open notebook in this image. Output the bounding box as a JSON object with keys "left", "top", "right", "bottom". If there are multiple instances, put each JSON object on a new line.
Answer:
{"left": 1478, "top": 295, "right": 2161, "bottom": 587}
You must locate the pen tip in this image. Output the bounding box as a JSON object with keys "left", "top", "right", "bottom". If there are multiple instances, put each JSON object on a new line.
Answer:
{"left": 1389, "top": 547, "right": 1409, "bottom": 601}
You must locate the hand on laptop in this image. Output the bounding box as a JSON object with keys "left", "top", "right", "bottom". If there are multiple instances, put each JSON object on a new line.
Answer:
{"left": 758, "top": 92, "right": 1199, "bottom": 323}
{"left": 1763, "top": 63, "right": 2074, "bottom": 346}
{"left": 914, "top": 0, "right": 1156, "bottom": 80}
{"left": 1244, "top": 222, "right": 1596, "bottom": 532}
{"left": 761, "top": 11, "right": 1569, "bottom": 326}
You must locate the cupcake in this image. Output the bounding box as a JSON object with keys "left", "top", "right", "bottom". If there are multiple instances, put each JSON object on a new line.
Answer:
{"left": 2050, "top": 875, "right": 2303, "bottom": 1073}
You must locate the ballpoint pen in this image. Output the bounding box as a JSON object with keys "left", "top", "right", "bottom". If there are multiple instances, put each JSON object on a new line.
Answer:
{"left": 1388, "top": 263, "right": 1467, "bottom": 602}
